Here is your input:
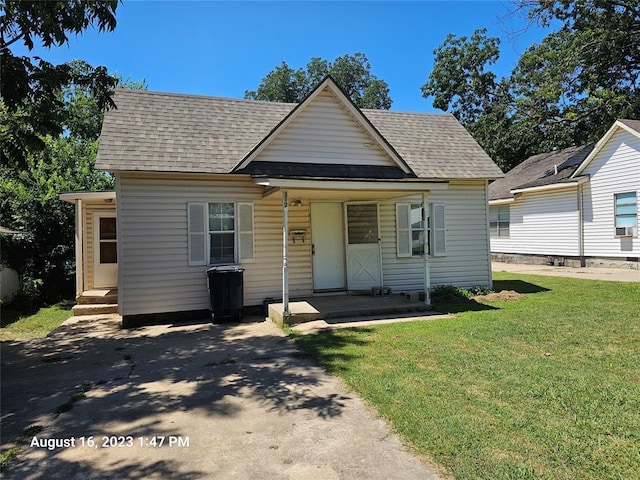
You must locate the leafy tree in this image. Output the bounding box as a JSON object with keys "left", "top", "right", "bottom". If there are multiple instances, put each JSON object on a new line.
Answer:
{"left": 1, "top": 138, "right": 112, "bottom": 302}
{"left": 245, "top": 53, "right": 392, "bottom": 109}
{"left": 0, "top": 0, "right": 120, "bottom": 168}
{"left": 422, "top": 1, "right": 640, "bottom": 170}
{"left": 0, "top": 72, "right": 146, "bottom": 304}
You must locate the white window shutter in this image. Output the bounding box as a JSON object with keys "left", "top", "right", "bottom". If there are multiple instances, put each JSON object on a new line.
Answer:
{"left": 431, "top": 203, "right": 446, "bottom": 256}
{"left": 396, "top": 203, "right": 411, "bottom": 257}
{"left": 237, "top": 203, "right": 254, "bottom": 261}
{"left": 188, "top": 202, "right": 207, "bottom": 265}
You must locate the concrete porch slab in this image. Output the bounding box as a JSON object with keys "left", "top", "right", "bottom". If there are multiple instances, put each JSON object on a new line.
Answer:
{"left": 268, "top": 294, "right": 433, "bottom": 326}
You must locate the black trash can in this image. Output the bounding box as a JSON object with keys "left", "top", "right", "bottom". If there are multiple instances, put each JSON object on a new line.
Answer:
{"left": 206, "top": 265, "right": 244, "bottom": 322}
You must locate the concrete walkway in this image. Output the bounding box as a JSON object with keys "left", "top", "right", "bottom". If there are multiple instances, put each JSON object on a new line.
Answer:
{"left": 1, "top": 314, "right": 440, "bottom": 480}
{"left": 492, "top": 261, "right": 640, "bottom": 282}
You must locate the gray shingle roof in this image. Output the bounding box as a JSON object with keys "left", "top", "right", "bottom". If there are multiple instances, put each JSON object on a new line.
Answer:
{"left": 620, "top": 118, "right": 640, "bottom": 133}
{"left": 488, "top": 144, "right": 594, "bottom": 201}
{"left": 96, "top": 89, "right": 503, "bottom": 180}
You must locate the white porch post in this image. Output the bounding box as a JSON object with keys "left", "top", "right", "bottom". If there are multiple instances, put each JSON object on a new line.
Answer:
{"left": 75, "top": 198, "right": 84, "bottom": 299}
{"left": 282, "top": 191, "right": 290, "bottom": 319}
{"left": 423, "top": 192, "right": 431, "bottom": 305}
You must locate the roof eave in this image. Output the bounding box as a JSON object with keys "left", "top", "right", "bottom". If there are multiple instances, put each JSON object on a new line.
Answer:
{"left": 510, "top": 176, "right": 589, "bottom": 195}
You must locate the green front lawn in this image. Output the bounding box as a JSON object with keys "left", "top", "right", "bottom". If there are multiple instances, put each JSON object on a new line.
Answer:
{"left": 293, "top": 273, "right": 640, "bottom": 480}
{"left": 0, "top": 300, "right": 73, "bottom": 341}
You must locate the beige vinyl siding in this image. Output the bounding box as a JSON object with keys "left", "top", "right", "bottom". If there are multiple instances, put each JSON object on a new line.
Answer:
{"left": 582, "top": 129, "right": 639, "bottom": 257}
{"left": 117, "top": 173, "right": 311, "bottom": 316}
{"left": 253, "top": 90, "right": 395, "bottom": 167}
{"left": 379, "top": 181, "right": 492, "bottom": 290}
{"left": 428, "top": 181, "right": 492, "bottom": 287}
{"left": 84, "top": 202, "right": 117, "bottom": 290}
{"left": 490, "top": 188, "right": 580, "bottom": 257}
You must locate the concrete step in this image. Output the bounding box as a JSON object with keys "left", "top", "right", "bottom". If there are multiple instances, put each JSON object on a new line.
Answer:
{"left": 77, "top": 294, "right": 118, "bottom": 305}
{"left": 269, "top": 302, "right": 320, "bottom": 326}
{"left": 72, "top": 304, "right": 118, "bottom": 316}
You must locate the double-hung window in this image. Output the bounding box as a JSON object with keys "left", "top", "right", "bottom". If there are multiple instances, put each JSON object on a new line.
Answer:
{"left": 188, "top": 202, "right": 254, "bottom": 265}
{"left": 489, "top": 205, "right": 510, "bottom": 237}
{"left": 396, "top": 203, "right": 446, "bottom": 257}
{"left": 614, "top": 192, "right": 637, "bottom": 236}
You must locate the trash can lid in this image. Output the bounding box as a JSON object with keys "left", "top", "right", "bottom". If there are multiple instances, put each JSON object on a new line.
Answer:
{"left": 207, "top": 264, "right": 245, "bottom": 273}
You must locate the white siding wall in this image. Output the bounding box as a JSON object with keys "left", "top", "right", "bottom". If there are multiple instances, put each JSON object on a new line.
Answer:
{"left": 379, "top": 181, "right": 492, "bottom": 289}
{"left": 253, "top": 90, "right": 395, "bottom": 167}
{"left": 117, "top": 173, "right": 312, "bottom": 317}
{"left": 118, "top": 174, "right": 494, "bottom": 317}
{"left": 429, "top": 182, "right": 493, "bottom": 287}
{"left": 490, "top": 188, "right": 579, "bottom": 256}
{"left": 582, "top": 129, "right": 639, "bottom": 257}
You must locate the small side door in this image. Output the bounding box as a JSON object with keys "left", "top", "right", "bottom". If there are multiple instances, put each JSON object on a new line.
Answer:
{"left": 93, "top": 211, "right": 118, "bottom": 288}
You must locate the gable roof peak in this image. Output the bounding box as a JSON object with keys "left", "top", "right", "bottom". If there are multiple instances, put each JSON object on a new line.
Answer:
{"left": 232, "top": 76, "right": 415, "bottom": 175}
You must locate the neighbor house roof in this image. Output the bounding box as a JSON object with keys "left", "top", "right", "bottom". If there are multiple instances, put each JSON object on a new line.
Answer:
{"left": 488, "top": 144, "right": 594, "bottom": 201}
{"left": 96, "top": 86, "right": 503, "bottom": 180}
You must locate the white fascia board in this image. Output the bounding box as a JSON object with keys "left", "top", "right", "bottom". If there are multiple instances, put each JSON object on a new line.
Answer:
{"left": 59, "top": 191, "right": 116, "bottom": 204}
{"left": 510, "top": 178, "right": 588, "bottom": 195}
{"left": 253, "top": 177, "right": 449, "bottom": 191}
{"left": 488, "top": 198, "right": 516, "bottom": 206}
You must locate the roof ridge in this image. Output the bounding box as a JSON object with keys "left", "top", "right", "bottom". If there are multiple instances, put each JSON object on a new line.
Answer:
{"left": 114, "top": 88, "right": 298, "bottom": 107}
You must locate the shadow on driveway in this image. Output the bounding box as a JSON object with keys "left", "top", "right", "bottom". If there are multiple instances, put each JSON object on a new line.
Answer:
{"left": 1, "top": 315, "right": 438, "bottom": 480}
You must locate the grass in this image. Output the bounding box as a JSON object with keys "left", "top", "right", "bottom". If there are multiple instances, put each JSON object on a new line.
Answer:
{"left": 0, "top": 300, "right": 73, "bottom": 341}
{"left": 293, "top": 273, "right": 640, "bottom": 480}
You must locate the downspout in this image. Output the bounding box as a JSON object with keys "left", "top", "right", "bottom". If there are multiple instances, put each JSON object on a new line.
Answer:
{"left": 423, "top": 192, "right": 431, "bottom": 305}
{"left": 75, "top": 198, "right": 84, "bottom": 299}
{"left": 484, "top": 180, "right": 493, "bottom": 289}
{"left": 282, "top": 191, "right": 290, "bottom": 319}
{"left": 578, "top": 184, "right": 585, "bottom": 267}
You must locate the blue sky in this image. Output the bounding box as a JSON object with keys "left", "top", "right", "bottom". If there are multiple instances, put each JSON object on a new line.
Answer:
{"left": 14, "top": 1, "right": 553, "bottom": 113}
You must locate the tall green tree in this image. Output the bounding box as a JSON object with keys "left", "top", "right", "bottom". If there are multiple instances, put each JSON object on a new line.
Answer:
{"left": 422, "top": 0, "right": 640, "bottom": 171}
{"left": 0, "top": 0, "right": 120, "bottom": 168}
{"left": 0, "top": 71, "right": 147, "bottom": 304}
{"left": 245, "top": 53, "right": 392, "bottom": 109}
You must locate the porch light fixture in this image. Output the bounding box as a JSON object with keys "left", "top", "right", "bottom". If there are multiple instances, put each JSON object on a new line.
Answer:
{"left": 289, "top": 199, "right": 302, "bottom": 207}
{"left": 104, "top": 198, "right": 113, "bottom": 204}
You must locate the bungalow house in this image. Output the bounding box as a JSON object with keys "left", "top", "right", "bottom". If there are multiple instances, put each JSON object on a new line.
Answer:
{"left": 62, "top": 77, "right": 503, "bottom": 325}
{"left": 489, "top": 119, "right": 640, "bottom": 269}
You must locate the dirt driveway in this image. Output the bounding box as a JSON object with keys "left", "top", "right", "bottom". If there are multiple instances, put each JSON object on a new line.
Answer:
{"left": 492, "top": 261, "right": 640, "bottom": 282}
{"left": 1, "top": 315, "right": 440, "bottom": 480}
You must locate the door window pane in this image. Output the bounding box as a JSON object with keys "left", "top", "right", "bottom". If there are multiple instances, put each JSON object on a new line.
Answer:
{"left": 100, "top": 217, "right": 116, "bottom": 240}
{"left": 347, "top": 204, "right": 378, "bottom": 244}
{"left": 100, "top": 242, "right": 117, "bottom": 264}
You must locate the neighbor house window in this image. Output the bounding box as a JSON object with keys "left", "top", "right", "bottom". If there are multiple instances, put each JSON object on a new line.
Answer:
{"left": 188, "top": 202, "right": 254, "bottom": 265}
{"left": 396, "top": 203, "right": 445, "bottom": 257}
{"left": 614, "top": 192, "right": 637, "bottom": 230}
{"left": 490, "top": 205, "right": 510, "bottom": 238}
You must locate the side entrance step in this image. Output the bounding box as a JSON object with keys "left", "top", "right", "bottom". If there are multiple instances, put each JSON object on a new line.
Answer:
{"left": 74, "top": 289, "right": 118, "bottom": 316}
{"left": 72, "top": 304, "right": 118, "bottom": 316}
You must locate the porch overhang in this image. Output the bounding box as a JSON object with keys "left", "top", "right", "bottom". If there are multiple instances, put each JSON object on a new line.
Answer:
{"left": 253, "top": 177, "right": 449, "bottom": 198}
{"left": 59, "top": 191, "right": 116, "bottom": 204}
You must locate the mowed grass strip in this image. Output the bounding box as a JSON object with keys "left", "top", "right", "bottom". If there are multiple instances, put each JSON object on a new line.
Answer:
{"left": 0, "top": 301, "right": 73, "bottom": 341}
{"left": 293, "top": 273, "right": 640, "bottom": 480}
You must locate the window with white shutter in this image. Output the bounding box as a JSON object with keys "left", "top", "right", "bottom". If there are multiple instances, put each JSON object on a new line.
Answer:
{"left": 188, "top": 202, "right": 207, "bottom": 265}
{"left": 188, "top": 201, "right": 255, "bottom": 265}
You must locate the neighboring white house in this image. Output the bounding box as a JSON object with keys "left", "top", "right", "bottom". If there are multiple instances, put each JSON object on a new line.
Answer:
{"left": 489, "top": 119, "right": 640, "bottom": 269}
{"left": 62, "top": 77, "right": 504, "bottom": 326}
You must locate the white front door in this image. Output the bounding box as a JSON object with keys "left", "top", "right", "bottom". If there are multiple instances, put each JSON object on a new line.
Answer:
{"left": 311, "top": 203, "right": 346, "bottom": 291}
{"left": 93, "top": 212, "right": 118, "bottom": 288}
{"left": 346, "top": 203, "right": 382, "bottom": 290}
